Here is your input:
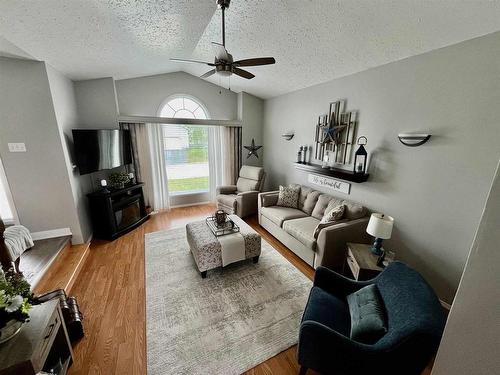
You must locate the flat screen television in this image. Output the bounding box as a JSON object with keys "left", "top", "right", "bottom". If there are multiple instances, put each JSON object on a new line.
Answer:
{"left": 72, "top": 129, "right": 132, "bottom": 175}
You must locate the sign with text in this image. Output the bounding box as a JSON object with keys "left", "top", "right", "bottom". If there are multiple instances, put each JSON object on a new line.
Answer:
{"left": 308, "top": 174, "right": 351, "bottom": 195}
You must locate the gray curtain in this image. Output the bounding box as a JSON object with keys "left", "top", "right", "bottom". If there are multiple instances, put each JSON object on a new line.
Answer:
{"left": 120, "top": 122, "right": 143, "bottom": 182}
{"left": 223, "top": 126, "right": 242, "bottom": 185}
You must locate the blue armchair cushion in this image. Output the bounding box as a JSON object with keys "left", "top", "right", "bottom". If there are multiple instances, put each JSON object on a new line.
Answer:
{"left": 347, "top": 284, "right": 387, "bottom": 344}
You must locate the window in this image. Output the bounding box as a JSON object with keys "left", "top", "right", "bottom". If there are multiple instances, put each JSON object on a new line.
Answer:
{"left": 0, "top": 158, "right": 17, "bottom": 223}
{"left": 159, "top": 96, "right": 210, "bottom": 195}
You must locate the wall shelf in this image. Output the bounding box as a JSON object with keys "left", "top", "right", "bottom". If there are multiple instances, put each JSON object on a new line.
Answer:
{"left": 293, "top": 162, "right": 369, "bottom": 183}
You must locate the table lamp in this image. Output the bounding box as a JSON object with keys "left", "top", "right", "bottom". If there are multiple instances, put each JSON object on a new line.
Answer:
{"left": 366, "top": 213, "right": 394, "bottom": 255}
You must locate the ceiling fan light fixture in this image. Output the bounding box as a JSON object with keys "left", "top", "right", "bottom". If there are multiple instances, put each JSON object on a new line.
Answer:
{"left": 173, "top": 0, "right": 275, "bottom": 81}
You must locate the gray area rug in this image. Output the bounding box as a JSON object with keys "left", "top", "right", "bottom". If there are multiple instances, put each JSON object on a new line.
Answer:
{"left": 145, "top": 227, "right": 312, "bottom": 375}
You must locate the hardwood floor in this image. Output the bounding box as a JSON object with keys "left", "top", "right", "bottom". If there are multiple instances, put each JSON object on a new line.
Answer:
{"left": 66, "top": 204, "right": 431, "bottom": 375}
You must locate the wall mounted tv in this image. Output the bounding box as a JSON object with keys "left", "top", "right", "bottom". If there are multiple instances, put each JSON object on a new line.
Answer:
{"left": 72, "top": 129, "right": 132, "bottom": 175}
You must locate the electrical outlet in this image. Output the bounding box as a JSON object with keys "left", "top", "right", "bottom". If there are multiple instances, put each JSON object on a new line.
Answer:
{"left": 8, "top": 143, "right": 27, "bottom": 152}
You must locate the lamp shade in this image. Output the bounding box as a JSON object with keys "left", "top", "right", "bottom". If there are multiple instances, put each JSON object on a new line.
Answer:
{"left": 366, "top": 213, "right": 394, "bottom": 239}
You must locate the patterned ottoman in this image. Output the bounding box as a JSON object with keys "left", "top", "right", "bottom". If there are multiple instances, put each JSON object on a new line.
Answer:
{"left": 186, "top": 214, "right": 261, "bottom": 278}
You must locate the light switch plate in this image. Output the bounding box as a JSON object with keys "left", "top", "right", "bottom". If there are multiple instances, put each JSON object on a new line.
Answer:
{"left": 8, "top": 143, "right": 27, "bottom": 152}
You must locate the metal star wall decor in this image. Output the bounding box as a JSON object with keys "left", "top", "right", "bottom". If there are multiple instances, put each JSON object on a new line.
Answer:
{"left": 244, "top": 138, "right": 262, "bottom": 159}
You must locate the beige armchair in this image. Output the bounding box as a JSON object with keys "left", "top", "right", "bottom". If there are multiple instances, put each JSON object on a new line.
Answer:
{"left": 216, "top": 165, "right": 266, "bottom": 218}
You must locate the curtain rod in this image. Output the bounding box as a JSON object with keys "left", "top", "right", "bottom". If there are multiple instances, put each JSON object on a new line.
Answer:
{"left": 118, "top": 115, "right": 242, "bottom": 127}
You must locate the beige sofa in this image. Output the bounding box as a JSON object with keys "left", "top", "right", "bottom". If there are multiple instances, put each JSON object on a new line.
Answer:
{"left": 258, "top": 185, "right": 371, "bottom": 269}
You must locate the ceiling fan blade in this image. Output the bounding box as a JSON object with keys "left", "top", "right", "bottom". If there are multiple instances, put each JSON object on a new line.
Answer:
{"left": 200, "top": 69, "right": 216, "bottom": 78}
{"left": 233, "top": 57, "right": 276, "bottom": 67}
{"left": 170, "top": 58, "right": 215, "bottom": 66}
{"left": 233, "top": 67, "right": 255, "bottom": 79}
{"left": 211, "top": 42, "right": 230, "bottom": 61}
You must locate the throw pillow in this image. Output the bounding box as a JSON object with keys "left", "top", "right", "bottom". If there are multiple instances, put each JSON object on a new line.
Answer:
{"left": 346, "top": 284, "right": 387, "bottom": 344}
{"left": 277, "top": 185, "right": 300, "bottom": 208}
{"left": 313, "top": 204, "right": 345, "bottom": 238}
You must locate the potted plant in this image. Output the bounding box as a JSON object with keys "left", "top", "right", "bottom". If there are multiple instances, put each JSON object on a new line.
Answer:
{"left": 109, "top": 172, "right": 130, "bottom": 189}
{"left": 0, "top": 269, "right": 32, "bottom": 343}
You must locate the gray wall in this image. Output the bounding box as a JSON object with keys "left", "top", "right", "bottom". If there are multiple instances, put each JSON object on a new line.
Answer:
{"left": 239, "top": 92, "right": 264, "bottom": 167}
{"left": 432, "top": 159, "right": 500, "bottom": 375}
{"left": 46, "top": 64, "right": 92, "bottom": 243}
{"left": 115, "top": 71, "right": 237, "bottom": 120}
{"left": 262, "top": 32, "right": 500, "bottom": 303}
{"left": 0, "top": 57, "right": 82, "bottom": 238}
{"left": 74, "top": 77, "right": 119, "bottom": 128}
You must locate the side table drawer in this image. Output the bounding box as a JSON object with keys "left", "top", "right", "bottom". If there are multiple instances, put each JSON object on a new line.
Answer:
{"left": 32, "top": 306, "right": 61, "bottom": 371}
{"left": 346, "top": 248, "right": 360, "bottom": 280}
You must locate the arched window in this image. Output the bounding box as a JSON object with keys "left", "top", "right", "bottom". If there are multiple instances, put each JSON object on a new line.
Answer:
{"left": 158, "top": 96, "right": 210, "bottom": 198}
{"left": 159, "top": 95, "right": 209, "bottom": 119}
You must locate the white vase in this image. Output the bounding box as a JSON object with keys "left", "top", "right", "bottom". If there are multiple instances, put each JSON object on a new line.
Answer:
{"left": 0, "top": 319, "right": 24, "bottom": 344}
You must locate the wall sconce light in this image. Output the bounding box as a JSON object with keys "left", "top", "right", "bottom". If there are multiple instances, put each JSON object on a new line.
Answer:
{"left": 398, "top": 133, "right": 431, "bottom": 147}
{"left": 281, "top": 132, "right": 294, "bottom": 141}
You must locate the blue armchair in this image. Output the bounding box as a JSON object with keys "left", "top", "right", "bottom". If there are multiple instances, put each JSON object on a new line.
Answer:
{"left": 297, "top": 262, "right": 446, "bottom": 375}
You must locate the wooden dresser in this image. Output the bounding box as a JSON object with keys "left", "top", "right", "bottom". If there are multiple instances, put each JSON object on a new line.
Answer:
{"left": 0, "top": 300, "right": 73, "bottom": 375}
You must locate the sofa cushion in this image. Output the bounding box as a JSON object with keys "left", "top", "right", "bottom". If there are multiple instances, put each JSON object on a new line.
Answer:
{"left": 237, "top": 177, "right": 259, "bottom": 192}
{"left": 216, "top": 194, "right": 237, "bottom": 208}
{"left": 260, "top": 206, "right": 307, "bottom": 227}
{"left": 325, "top": 197, "right": 345, "bottom": 215}
{"left": 294, "top": 185, "right": 310, "bottom": 209}
{"left": 303, "top": 286, "right": 351, "bottom": 336}
{"left": 283, "top": 216, "right": 319, "bottom": 249}
{"left": 277, "top": 185, "right": 300, "bottom": 208}
{"left": 342, "top": 200, "right": 367, "bottom": 220}
{"left": 347, "top": 284, "right": 387, "bottom": 344}
{"left": 311, "top": 194, "right": 334, "bottom": 220}
{"left": 302, "top": 190, "right": 321, "bottom": 215}
{"left": 313, "top": 205, "right": 345, "bottom": 238}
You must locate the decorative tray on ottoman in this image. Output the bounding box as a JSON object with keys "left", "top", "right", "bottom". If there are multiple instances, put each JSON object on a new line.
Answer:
{"left": 205, "top": 216, "right": 240, "bottom": 237}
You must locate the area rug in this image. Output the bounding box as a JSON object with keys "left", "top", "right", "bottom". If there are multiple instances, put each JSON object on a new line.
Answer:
{"left": 145, "top": 227, "right": 312, "bottom": 375}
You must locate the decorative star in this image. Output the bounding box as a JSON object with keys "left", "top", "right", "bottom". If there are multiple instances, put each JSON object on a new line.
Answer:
{"left": 321, "top": 125, "right": 347, "bottom": 145}
{"left": 244, "top": 138, "right": 262, "bottom": 159}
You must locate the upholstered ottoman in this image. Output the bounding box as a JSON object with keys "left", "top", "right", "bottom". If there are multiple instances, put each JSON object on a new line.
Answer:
{"left": 186, "top": 214, "right": 261, "bottom": 278}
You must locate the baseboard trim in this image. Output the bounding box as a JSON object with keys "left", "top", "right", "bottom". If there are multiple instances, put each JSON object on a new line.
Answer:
{"left": 31, "top": 227, "right": 72, "bottom": 241}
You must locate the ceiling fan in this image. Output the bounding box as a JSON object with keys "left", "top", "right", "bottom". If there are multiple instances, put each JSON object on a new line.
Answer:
{"left": 171, "top": 0, "right": 276, "bottom": 80}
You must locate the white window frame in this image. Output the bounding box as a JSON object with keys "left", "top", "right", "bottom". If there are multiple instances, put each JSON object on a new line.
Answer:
{"left": 158, "top": 95, "right": 211, "bottom": 199}
{"left": 0, "top": 157, "right": 19, "bottom": 225}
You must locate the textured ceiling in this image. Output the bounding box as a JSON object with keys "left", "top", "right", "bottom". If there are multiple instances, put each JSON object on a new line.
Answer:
{"left": 1, "top": 0, "right": 499, "bottom": 99}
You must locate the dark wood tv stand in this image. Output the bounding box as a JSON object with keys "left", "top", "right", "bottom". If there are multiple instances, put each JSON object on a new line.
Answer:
{"left": 87, "top": 183, "right": 149, "bottom": 240}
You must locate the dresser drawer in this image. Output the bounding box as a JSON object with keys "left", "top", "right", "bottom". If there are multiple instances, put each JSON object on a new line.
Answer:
{"left": 32, "top": 306, "right": 61, "bottom": 371}
{"left": 346, "top": 248, "right": 360, "bottom": 279}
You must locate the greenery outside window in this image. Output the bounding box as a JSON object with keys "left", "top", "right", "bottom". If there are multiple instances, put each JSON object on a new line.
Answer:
{"left": 159, "top": 96, "right": 209, "bottom": 196}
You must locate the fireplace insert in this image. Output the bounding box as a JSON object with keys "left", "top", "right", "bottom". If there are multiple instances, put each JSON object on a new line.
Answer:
{"left": 87, "top": 183, "right": 149, "bottom": 240}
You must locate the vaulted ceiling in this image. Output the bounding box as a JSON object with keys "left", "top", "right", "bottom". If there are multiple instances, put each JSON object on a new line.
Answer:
{"left": 1, "top": 0, "right": 499, "bottom": 99}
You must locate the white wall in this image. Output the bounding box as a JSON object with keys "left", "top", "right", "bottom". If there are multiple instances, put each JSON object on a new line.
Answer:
{"left": 46, "top": 64, "right": 92, "bottom": 243}
{"left": 262, "top": 32, "right": 500, "bottom": 303}
{"left": 0, "top": 57, "right": 82, "bottom": 239}
{"left": 74, "top": 77, "right": 119, "bottom": 128}
{"left": 432, "top": 159, "right": 500, "bottom": 375}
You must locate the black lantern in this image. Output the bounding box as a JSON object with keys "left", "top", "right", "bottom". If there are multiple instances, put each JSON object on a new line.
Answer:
{"left": 353, "top": 136, "right": 368, "bottom": 174}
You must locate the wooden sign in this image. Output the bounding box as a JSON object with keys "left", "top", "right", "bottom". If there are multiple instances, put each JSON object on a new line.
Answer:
{"left": 308, "top": 174, "right": 351, "bottom": 195}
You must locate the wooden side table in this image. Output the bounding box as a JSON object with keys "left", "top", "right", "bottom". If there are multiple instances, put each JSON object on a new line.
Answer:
{"left": 345, "top": 242, "right": 384, "bottom": 281}
{"left": 0, "top": 300, "right": 73, "bottom": 375}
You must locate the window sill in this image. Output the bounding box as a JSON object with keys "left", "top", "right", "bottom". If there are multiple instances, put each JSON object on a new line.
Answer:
{"left": 169, "top": 190, "right": 209, "bottom": 197}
